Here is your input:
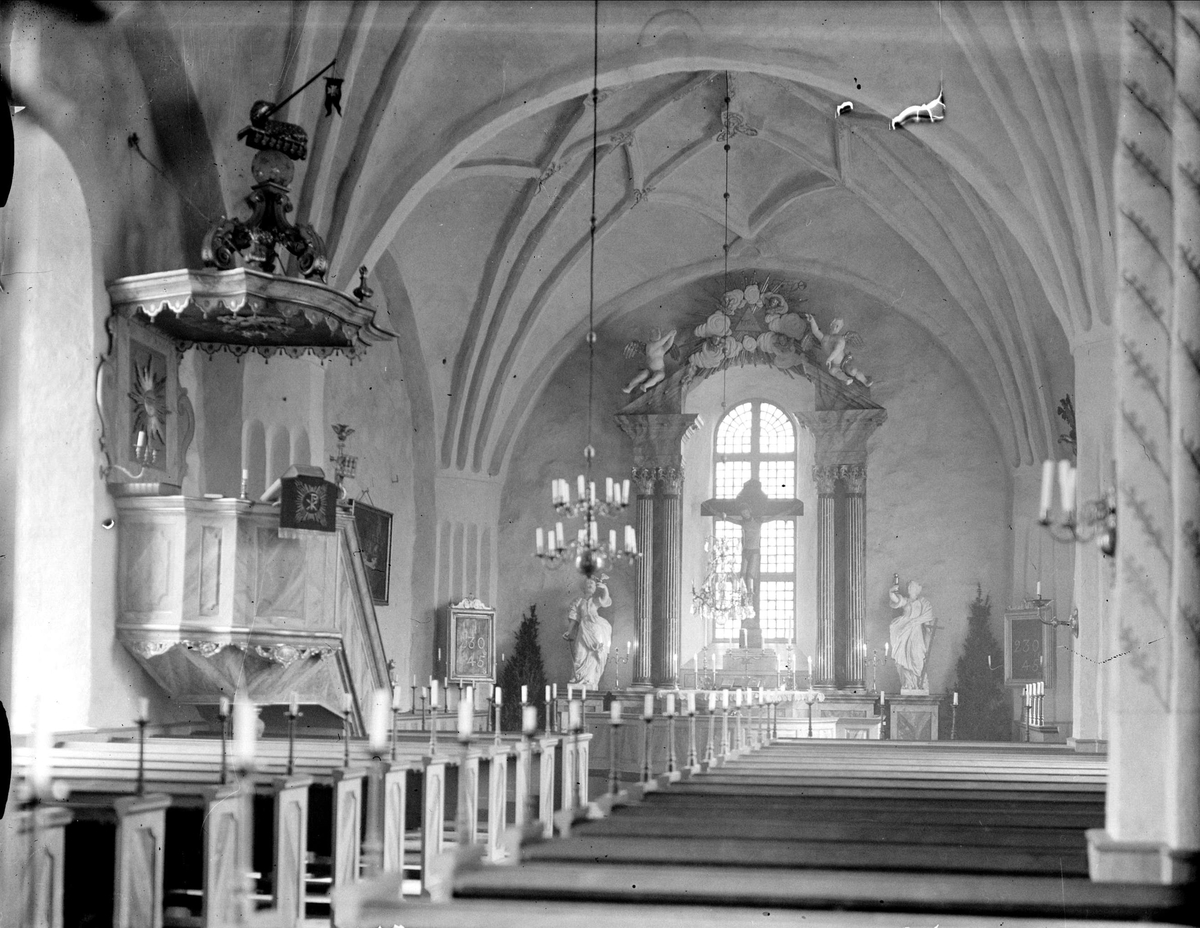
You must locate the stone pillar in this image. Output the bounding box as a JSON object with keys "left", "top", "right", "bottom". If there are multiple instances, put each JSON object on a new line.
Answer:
{"left": 631, "top": 467, "right": 656, "bottom": 686}
{"left": 615, "top": 413, "right": 701, "bottom": 689}
{"left": 797, "top": 409, "right": 887, "bottom": 691}
{"left": 1088, "top": 2, "right": 1200, "bottom": 884}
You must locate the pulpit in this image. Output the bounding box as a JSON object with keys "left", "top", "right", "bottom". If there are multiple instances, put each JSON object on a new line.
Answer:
{"left": 113, "top": 496, "right": 391, "bottom": 730}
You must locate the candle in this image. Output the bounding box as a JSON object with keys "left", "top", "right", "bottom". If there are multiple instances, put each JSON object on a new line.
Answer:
{"left": 391, "top": 686, "right": 402, "bottom": 711}
{"left": 707, "top": 691, "right": 717, "bottom": 711}
{"left": 421, "top": 686, "right": 428, "bottom": 702}
{"left": 665, "top": 693, "right": 676, "bottom": 716}
{"left": 522, "top": 704, "right": 538, "bottom": 735}
{"left": 556, "top": 522, "right": 565, "bottom": 545}
{"left": 721, "top": 690, "right": 730, "bottom": 709}
{"left": 458, "top": 694, "right": 473, "bottom": 738}
{"left": 808, "top": 655, "right": 813, "bottom": 675}
{"left": 493, "top": 685, "right": 502, "bottom": 707}
{"left": 687, "top": 692, "right": 696, "bottom": 715}
{"left": 233, "top": 695, "right": 256, "bottom": 767}
{"left": 609, "top": 529, "right": 617, "bottom": 551}
{"left": 880, "top": 690, "right": 886, "bottom": 705}
{"left": 582, "top": 686, "right": 587, "bottom": 702}
{"left": 241, "top": 467, "right": 249, "bottom": 482}
{"left": 521, "top": 684, "right": 528, "bottom": 704}
{"left": 1039, "top": 459, "right": 1054, "bottom": 520}
{"left": 1036, "top": 580, "right": 1042, "bottom": 596}
{"left": 577, "top": 475, "right": 586, "bottom": 499}
{"left": 136, "top": 429, "right": 146, "bottom": 449}
{"left": 884, "top": 643, "right": 889, "bottom": 658}
{"left": 547, "top": 529, "right": 557, "bottom": 551}
{"left": 430, "top": 679, "right": 440, "bottom": 708}
{"left": 643, "top": 694, "right": 654, "bottom": 719}
{"left": 369, "top": 689, "right": 390, "bottom": 750}
{"left": 290, "top": 692, "right": 300, "bottom": 716}
{"left": 589, "top": 480, "right": 596, "bottom": 502}
{"left": 953, "top": 691, "right": 959, "bottom": 707}
{"left": 626, "top": 525, "right": 637, "bottom": 554}
{"left": 438, "top": 648, "right": 442, "bottom": 663}
{"left": 1057, "top": 460, "right": 1073, "bottom": 515}
{"left": 606, "top": 477, "right": 614, "bottom": 503}
{"left": 137, "top": 697, "right": 150, "bottom": 723}
{"left": 545, "top": 685, "right": 551, "bottom": 703}
{"left": 342, "top": 692, "right": 353, "bottom": 714}
{"left": 568, "top": 699, "right": 583, "bottom": 731}
{"left": 536, "top": 527, "right": 545, "bottom": 555}
{"left": 622, "top": 478, "right": 631, "bottom": 505}
{"left": 610, "top": 700, "right": 623, "bottom": 724}
{"left": 735, "top": 689, "right": 743, "bottom": 707}
{"left": 552, "top": 683, "right": 558, "bottom": 700}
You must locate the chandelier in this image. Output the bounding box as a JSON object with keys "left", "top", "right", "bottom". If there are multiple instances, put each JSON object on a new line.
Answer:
{"left": 691, "top": 536, "right": 754, "bottom": 627}
{"left": 533, "top": 0, "right": 638, "bottom": 579}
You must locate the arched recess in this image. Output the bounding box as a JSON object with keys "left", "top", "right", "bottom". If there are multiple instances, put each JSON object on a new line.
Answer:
{"left": 0, "top": 121, "right": 98, "bottom": 728}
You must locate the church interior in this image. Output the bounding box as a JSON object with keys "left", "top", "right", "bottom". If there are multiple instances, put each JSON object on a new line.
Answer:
{"left": 1, "top": 1, "right": 1199, "bottom": 925}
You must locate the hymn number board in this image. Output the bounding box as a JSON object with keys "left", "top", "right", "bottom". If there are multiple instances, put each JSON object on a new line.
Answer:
{"left": 1003, "top": 608, "right": 1055, "bottom": 687}
{"left": 443, "top": 599, "right": 495, "bottom": 683}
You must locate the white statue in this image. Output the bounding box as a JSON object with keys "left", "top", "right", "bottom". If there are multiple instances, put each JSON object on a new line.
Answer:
{"left": 622, "top": 327, "right": 677, "bottom": 393}
{"left": 889, "top": 576, "right": 936, "bottom": 692}
{"left": 564, "top": 574, "right": 613, "bottom": 688}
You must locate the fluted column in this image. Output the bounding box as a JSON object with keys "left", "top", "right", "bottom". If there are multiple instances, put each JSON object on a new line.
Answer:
{"left": 632, "top": 466, "right": 656, "bottom": 686}
{"left": 656, "top": 466, "right": 684, "bottom": 685}
{"left": 845, "top": 464, "right": 867, "bottom": 687}
{"left": 798, "top": 409, "right": 886, "bottom": 692}
{"left": 615, "top": 412, "right": 700, "bottom": 690}
{"left": 813, "top": 466, "right": 838, "bottom": 686}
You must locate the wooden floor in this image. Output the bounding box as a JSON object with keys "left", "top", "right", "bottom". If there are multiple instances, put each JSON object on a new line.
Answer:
{"left": 347, "top": 738, "right": 1196, "bottom": 928}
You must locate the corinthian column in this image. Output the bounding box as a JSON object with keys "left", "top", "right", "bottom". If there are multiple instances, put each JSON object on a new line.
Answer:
{"left": 656, "top": 466, "right": 684, "bottom": 685}
{"left": 844, "top": 464, "right": 867, "bottom": 687}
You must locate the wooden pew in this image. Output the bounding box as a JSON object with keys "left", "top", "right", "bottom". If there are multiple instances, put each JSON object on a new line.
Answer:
{"left": 0, "top": 802, "right": 73, "bottom": 928}
{"left": 114, "top": 792, "right": 171, "bottom": 928}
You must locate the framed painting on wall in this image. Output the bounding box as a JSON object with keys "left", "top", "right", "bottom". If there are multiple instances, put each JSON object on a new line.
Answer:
{"left": 351, "top": 500, "right": 393, "bottom": 604}
{"left": 439, "top": 598, "right": 495, "bottom": 683}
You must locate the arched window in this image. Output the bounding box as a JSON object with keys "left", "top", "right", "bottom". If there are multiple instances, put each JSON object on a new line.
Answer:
{"left": 712, "top": 401, "right": 797, "bottom": 644}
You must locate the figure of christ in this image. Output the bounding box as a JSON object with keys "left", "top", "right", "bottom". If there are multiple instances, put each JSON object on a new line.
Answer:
{"left": 700, "top": 478, "right": 804, "bottom": 649}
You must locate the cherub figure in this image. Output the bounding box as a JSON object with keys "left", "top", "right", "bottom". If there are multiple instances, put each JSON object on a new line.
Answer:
{"left": 622, "top": 327, "right": 677, "bottom": 393}
{"left": 803, "top": 314, "right": 862, "bottom": 374}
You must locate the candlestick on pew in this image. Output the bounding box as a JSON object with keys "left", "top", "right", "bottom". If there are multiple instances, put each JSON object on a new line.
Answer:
{"left": 951, "top": 690, "right": 959, "bottom": 741}
{"left": 568, "top": 698, "right": 584, "bottom": 809}
{"left": 705, "top": 691, "right": 717, "bottom": 765}
{"left": 410, "top": 676, "right": 418, "bottom": 715}
{"left": 641, "top": 694, "right": 654, "bottom": 783}
{"left": 135, "top": 698, "right": 149, "bottom": 796}
{"left": 232, "top": 694, "right": 257, "bottom": 774}
{"left": 455, "top": 686, "right": 475, "bottom": 846}
{"left": 429, "top": 680, "right": 440, "bottom": 755}
{"left": 686, "top": 691, "right": 698, "bottom": 769}
{"left": 364, "top": 688, "right": 391, "bottom": 877}
{"left": 420, "top": 687, "right": 428, "bottom": 732}
{"left": 287, "top": 692, "right": 301, "bottom": 775}
{"left": 720, "top": 690, "right": 730, "bottom": 757}
{"left": 733, "top": 689, "right": 744, "bottom": 751}
{"left": 521, "top": 704, "right": 539, "bottom": 823}
{"left": 665, "top": 693, "right": 678, "bottom": 774}
{"left": 493, "top": 684, "right": 503, "bottom": 746}
{"left": 341, "top": 692, "right": 354, "bottom": 768}
{"left": 390, "top": 686, "right": 402, "bottom": 761}
{"left": 608, "top": 701, "right": 623, "bottom": 795}
{"left": 231, "top": 694, "right": 258, "bottom": 924}
{"left": 218, "top": 696, "right": 231, "bottom": 784}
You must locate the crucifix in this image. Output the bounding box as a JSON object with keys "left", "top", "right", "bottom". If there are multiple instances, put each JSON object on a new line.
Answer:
{"left": 701, "top": 478, "right": 804, "bottom": 649}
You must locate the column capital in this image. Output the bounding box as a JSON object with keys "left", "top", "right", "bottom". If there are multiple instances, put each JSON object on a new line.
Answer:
{"left": 796, "top": 408, "right": 887, "bottom": 467}
{"left": 812, "top": 462, "right": 868, "bottom": 495}
{"left": 615, "top": 412, "right": 701, "bottom": 469}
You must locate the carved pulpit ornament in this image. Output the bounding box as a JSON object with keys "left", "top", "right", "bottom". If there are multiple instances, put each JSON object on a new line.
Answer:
{"left": 104, "top": 79, "right": 395, "bottom": 364}
{"left": 701, "top": 478, "right": 804, "bottom": 648}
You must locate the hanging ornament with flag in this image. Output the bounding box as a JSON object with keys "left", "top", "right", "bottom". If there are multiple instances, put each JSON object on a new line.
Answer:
{"left": 324, "top": 73, "right": 343, "bottom": 117}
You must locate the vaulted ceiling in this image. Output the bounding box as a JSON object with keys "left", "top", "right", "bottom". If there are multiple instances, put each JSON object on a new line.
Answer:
{"left": 16, "top": 0, "right": 1121, "bottom": 474}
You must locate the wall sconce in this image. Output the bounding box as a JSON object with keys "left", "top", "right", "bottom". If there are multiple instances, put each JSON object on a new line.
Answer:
{"left": 1029, "top": 592, "right": 1080, "bottom": 638}
{"left": 1037, "top": 460, "right": 1116, "bottom": 557}
{"left": 104, "top": 429, "right": 155, "bottom": 481}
